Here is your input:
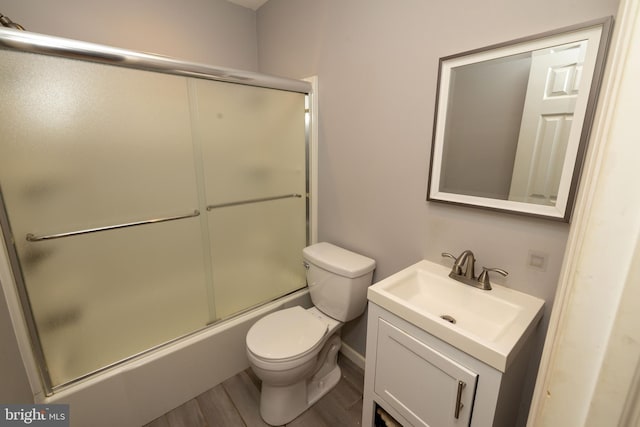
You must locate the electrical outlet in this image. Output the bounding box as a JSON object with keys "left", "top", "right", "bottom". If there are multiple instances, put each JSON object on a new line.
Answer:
{"left": 528, "top": 250, "right": 548, "bottom": 272}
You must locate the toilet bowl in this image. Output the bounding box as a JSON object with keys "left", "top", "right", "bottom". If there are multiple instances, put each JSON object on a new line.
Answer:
{"left": 247, "top": 306, "right": 342, "bottom": 425}
{"left": 245, "top": 242, "right": 376, "bottom": 425}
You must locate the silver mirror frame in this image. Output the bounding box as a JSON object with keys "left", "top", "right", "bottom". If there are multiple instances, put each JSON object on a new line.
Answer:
{"left": 427, "top": 17, "right": 613, "bottom": 222}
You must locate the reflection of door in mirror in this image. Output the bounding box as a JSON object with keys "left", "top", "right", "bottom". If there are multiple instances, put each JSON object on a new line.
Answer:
{"left": 509, "top": 41, "right": 588, "bottom": 206}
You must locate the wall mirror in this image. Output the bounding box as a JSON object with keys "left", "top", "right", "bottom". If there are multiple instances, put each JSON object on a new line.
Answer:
{"left": 427, "top": 17, "right": 612, "bottom": 222}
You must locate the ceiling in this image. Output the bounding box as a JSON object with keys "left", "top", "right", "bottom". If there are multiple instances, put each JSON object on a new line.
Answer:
{"left": 226, "top": 0, "right": 269, "bottom": 10}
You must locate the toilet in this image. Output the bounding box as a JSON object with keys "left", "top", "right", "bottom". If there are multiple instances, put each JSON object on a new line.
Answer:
{"left": 246, "top": 242, "right": 376, "bottom": 425}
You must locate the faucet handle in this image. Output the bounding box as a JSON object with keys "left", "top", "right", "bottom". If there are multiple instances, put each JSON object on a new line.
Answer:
{"left": 477, "top": 267, "right": 508, "bottom": 290}
{"left": 442, "top": 252, "right": 457, "bottom": 261}
{"left": 442, "top": 252, "right": 463, "bottom": 275}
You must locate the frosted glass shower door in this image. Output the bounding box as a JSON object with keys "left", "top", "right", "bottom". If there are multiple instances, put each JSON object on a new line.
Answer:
{"left": 191, "top": 80, "right": 307, "bottom": 319}
{"left": 0, "top": 51, "right": 210, "bottom": 387}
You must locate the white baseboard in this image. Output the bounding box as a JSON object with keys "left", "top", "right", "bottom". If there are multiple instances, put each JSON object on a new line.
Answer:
{"left": 339, "top": 341, "right": 365, "bottom": 371}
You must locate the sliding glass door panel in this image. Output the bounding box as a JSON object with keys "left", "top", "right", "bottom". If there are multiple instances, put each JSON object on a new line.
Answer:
{"left": 0, "top": 44, "right": 310, "bottom": 391}
{"left": 192, "top": 78, "right": 307, "bottom": 319}
{"left": 208, "top": 197, "right": 307, "bottom": 319}
{"left": 186, "top": 78, "right": 308, "bottom": 324}
{"left": 22, "top": 219, "right": 209, "bottom": 387}
{"left": 0, "top": 49, "right": 207, "bottom": 388}
{"left": 0, "top": 50, "right": 198, "bottom": 239}
{"left": 191, "top": 79, "right": 306, "bottom": 205}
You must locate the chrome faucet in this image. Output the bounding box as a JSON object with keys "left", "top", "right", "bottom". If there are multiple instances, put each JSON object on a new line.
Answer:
{"left": 455, "top": 250, "right": 476, "bottom": 279}
{"left": 442, "top": 251, "right": 507, "bottom": 290}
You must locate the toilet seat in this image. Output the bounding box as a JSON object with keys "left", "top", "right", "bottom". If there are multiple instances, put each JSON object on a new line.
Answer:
{"left": 246, "top": 306, "right": 328, "bottom": 363}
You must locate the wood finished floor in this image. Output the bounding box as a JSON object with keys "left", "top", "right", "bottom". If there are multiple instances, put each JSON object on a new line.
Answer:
{"left": 144, "top": 355, "right": 364, "bottom": 427}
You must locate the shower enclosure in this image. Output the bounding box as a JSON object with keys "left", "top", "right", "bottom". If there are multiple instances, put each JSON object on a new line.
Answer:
{"left": 0, "top": 28, "right": 311, "bottom": 395}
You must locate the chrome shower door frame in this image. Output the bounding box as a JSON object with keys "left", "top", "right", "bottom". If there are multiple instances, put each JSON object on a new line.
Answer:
{"left": 0, "top": 27, "right": 313, "bottom": 396}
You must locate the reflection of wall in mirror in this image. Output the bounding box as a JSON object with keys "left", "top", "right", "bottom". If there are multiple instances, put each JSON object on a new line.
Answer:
{"left": 440, "top": 53, "right": 531, "bottom": 199}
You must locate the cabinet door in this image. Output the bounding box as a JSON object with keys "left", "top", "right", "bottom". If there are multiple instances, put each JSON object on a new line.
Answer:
{"left": 374, "top": 319, "right": 478, "bottom": 426}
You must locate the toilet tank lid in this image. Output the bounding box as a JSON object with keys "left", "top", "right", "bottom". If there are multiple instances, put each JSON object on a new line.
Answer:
{"left": 303, "top": 242, "right": 376, "bottom": 278}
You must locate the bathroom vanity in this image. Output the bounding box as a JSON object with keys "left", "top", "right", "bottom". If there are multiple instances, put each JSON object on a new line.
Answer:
{"left": 362, "top": 260, "right": 544, "bottom": 427}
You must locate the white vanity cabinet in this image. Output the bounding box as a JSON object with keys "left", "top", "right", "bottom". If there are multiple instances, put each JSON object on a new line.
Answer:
{"left": 363, "top": 303, "right": 535, "bottom": 427}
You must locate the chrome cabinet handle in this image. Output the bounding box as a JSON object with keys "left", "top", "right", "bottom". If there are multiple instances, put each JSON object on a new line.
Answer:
{"left": 455, "top": 380, "right": 466, "bottom": 419}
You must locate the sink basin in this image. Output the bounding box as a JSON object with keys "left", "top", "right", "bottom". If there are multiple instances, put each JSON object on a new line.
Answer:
{"left": 367, "top": 260, "right": 544, "bottom": 372}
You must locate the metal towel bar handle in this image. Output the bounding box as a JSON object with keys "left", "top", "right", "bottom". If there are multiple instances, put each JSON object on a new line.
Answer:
{"left": 206, "top": 193, "right": 303, "bottom": 211}
{"left": 26, "top": 193, "right": 304, "bottom": 241}
{"left": 26, "top": 209, "right": 200, "bottom": 242}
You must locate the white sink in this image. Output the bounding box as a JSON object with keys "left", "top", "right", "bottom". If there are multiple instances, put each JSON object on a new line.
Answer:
{"left": 367, "top": 260, "right": 544, "bottom": 372}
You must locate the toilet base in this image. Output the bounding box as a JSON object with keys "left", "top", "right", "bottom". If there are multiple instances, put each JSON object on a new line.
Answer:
{"left": 259, "top": 334, "right": 342, "bottom": 425}
{"left": 307, "top": 363, "right": 341, "bottom": 407}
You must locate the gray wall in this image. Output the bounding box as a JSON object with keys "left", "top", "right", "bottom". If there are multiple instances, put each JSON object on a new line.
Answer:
{"left": 441, "top": 55, "right": 531, "bottom": 199}
{"left": 256, "top": 0, "right": 618, "bottom": 423}
{"left": 256, "top": 0, "right": 617, "bottom": 348}
{"left": 0, "top": 0, "right": 259, "bottom": 403}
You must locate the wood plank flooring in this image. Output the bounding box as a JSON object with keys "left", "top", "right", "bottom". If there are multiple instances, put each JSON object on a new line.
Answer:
{"left": 144, "top": 355, "right": 364, "bottom": 427}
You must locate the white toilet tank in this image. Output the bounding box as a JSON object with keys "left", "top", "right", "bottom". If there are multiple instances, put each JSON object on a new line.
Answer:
{"left": 302, "top": 242, "right": 376, "bottom": 322}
